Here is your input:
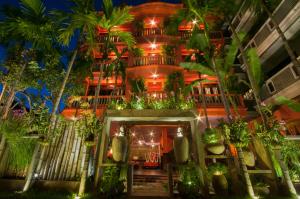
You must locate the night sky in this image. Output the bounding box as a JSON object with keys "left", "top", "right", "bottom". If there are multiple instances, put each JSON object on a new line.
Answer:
{"left": 0, "top": 0, "right": 181, "bottom": 112}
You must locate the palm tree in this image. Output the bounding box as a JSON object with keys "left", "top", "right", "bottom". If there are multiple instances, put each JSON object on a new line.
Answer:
{"left": 246, "top": 0, "right": 300, "bottom": 68}
{"left": 0, "top": 0, "right": 57, "bottom": 120}
{"left": 92, "top": 0, "right": 135, "bottom": 112}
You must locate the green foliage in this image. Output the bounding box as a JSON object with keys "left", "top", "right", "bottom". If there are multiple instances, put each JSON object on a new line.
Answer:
{"left": 180, "top": 62, "right": 215, "bottom": 76}
{"left": 255, "top": 120, "right": 285, "bottom": 148}
{"left": 0, "top": 117, "right": 36, "bottom": 170}
{"left": 203, "top": 128, "right": 223, "bottom": 145}
{"left": 281, "top": 141, "right": 300, "bottom": 181}
{"left": 177, "top": 162, "right": 203, "bottom": 199}
{"left": 108, "top": 99, "right": 128, "bottom": 110}
{"left": 164, "top": 72, "right": 185, "bottom": 98}
{"left": 224, "top": 120, "right": 250, "bottom": 148}
{"left": 247, "top": 48, "right": 262, "bottom": 91}
{"left": 129, "top": 78, "right": 146, "bottom": 94}
{"left": 161, "top": 45, "right": 176, "bottom": 56}
{"left": 207, "top": 162, "right": 228, "bottom": 177}
{"left": 75, "top": 112, "right": 102, "bottom": 141}
{"left": 129, "top": 96, "right": 146, "bottom": 110}
{"left": 131, "top": 47, "right": 144, "bottom": 57}
{"left": 100, "top": 165, "right": 125, "bottom": 199}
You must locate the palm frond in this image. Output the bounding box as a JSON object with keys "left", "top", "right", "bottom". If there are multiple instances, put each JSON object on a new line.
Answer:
{"left": 109, "top": 6, "right": 134, "bottom": 27}
{"left": 102, "top": 0, "right": 113, "bottom": 19}
{"left": 224, "top": 32, "right": 245, "bottom": 73}
{"left": 110, "top": 31, "right": 135, "bottom": 49}
{"left": 180, "top": 62, "right": 215, "bottom": 76}
{"left": 247, "top": 48, "right": 262, "bottom": 90}
{"left": 20, "top": 0, "right": 46, "bottom": 19}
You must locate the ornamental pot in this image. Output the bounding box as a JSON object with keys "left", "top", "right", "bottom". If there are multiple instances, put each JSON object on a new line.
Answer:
{"left": 173, "top": 136, "right": 189, "bottom": 164}
{"left": 212, "top": 174, "right": 228, "bottom": 195}
{"left": 112, "top": 136, "right": 128, "bottom": 162}
{"left": 206, "top": 144, "right": 225, "bottom": 155}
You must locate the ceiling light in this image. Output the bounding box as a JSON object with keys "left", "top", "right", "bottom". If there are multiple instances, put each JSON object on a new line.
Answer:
{"left": 150, "top": 19, "right": 156, "bottom": 26}
{"left": 150, "top": 43, "right": 157, "bottom": 49}
{"left": 150, "top": 131, "right": 154, "bottom": 136}
{"left": 151, "top": 73, "right": 159, "bottom": 78}
{"left": 132, "top": 132, "right": 136, "bottom": 137}
{"left": 192, "top": 19, "right": 198, "bottom": 25}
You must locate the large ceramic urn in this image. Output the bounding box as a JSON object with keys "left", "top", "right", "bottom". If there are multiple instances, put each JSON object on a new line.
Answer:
{"left": 173, "top": 127, "right": 189, "bottom": 164}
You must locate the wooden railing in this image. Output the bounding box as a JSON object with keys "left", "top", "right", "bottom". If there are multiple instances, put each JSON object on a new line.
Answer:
{"left": 179, "top": 30, "right": 224, "bottom": 41}
{"left": 69, "top": 95, "right": 124, "bottom": 108}
{"left": 67, "top": 92, "right": 244, "bottom": 109}
{"left": 96, "top": 35, "right": 122, "bottom": 43}
{"left": 131, "top": 55, "right": 178, "bottom": 67}
{"left": 131, "top": 91, "right": 245, "bottom": 107}
{"left": 134, "top": 28, "right": 165, "bottom": 37}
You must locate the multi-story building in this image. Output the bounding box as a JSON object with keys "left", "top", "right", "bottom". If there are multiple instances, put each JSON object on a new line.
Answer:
{"left": 231, "top": 0, "right": 300, "bottom": 135}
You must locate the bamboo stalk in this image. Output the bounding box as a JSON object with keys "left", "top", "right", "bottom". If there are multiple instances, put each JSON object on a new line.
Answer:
{"left": 78, "top": 145, "right": 91, "bottom": 196}
{"left": 53, "top": 124, "right": 70, "bottom": 180}
{"left": 75, "top": 138, "right": 84, "bottom": 179}
{"left": 62, "top": 123, "right": 75, "bottom": 180}
{"left": 0, "top": 136, "right": 6, "bottom": 164}
{"left": 58, "top": 123, "right": 74, "bottom": 180}
{"left": 66, "top": 130, "right": 78, "bottom": 179}
{"left": 23, "top": 144, "right": 41, "bottom": 192}
{"left": 71, "top": 134, "right": 81, "bottom": 179}
{"left": 47, "top": 134, "right": 63, "bottom": 180}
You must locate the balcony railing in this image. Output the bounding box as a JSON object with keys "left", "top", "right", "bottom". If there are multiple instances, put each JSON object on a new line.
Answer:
{"left": 96, "top": 35, "right": 122, "bottom": 43}
{"left": 179, "top": 30, "right": 224, "bottom": 41}
{"left": 68, "top": 95, "right": 124, "bottom": 108}
{"left": 134, "top": 28, "right": 165, "bottom": 37}
{"left": 131, "top": 56, "right": 178, "bottom": 67}
{"left": 134, "top": 91, "right": 245, "bottom": 107}
{"left": 260, "top": 58, "right": 300, "bottom": 100}
{"left": 243, "top": 0, "right": 299, "bottom": 56}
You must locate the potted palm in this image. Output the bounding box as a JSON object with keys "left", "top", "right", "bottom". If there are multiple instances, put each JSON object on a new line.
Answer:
{"left": 173, "top": 127, "right": 189, "bottom": 164}
{"left": 112, "top": 126, "right": 128, "bottom": 163}
{"left": 203, "top": 128, "right": 225, "bottom": 155}
{"left": 208, "top": 162, "right": 228, "bottom": 195}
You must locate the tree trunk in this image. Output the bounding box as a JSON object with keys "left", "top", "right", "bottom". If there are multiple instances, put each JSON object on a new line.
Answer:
{"left": 198, "top": 76, "right": 210, "bottom": 127}
{"left": 78, "top": 145, "right": 91, "bottom": 195}
{"left": 259, "top": 0, "right": 299, "bottom": 68}
{"left": 274, "top": 148, "right": 298, "bottom": 197}
{"left": 237, "top": 147, "right": 256, "bottom": 198}
{"left": 23, "top": 143, "right": 41, "bottom": 192}
{"left": 0, "top": 82, "right": 6, "bottom": 105}
{"left": 2, "top": 60, "right": 27, "bottom": 120}
{"left": 49, "top": 49, "right": 78, "bottom": 132}
{"left": 93, "top": 63, "right": 105, "bottom": 113}
{"left": 229, "top": 22, "right": 267, "bottom": 126}
{"left": 0, "top": 136, "right": 6, "bottom": 164}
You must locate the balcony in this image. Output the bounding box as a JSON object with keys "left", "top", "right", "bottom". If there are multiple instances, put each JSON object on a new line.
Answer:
{"left": 242, "top": 0, "right": 299, "bottom": 60}
{"left": 130, "top": 55, "right": 178, "bottom": 67}
{"left": 134, "top": 28, "right": 165, "bottom": 37}
{"left": 260, "top": 57, "right": 300, "bottom": 102}
{"left": 67, "top": 91, "right": 245, "bottom": 110}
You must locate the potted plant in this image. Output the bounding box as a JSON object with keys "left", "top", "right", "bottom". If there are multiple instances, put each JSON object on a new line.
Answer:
{"left": 112, "top": 126, "right": 128, "bottom": 163}
{"left": 173, "top": 127, "right": 189, "bottom": 164}
{"left": 207, "top": 162, "right": 228, "bottom": 195}
{"left": 177, "top": 162, "right": 203, "bottom": 199}
{"left": 203, "top": 128, "right": 225, "bottom": 155}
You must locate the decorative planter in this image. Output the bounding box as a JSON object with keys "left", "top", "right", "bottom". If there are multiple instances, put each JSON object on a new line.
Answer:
{"left": 212, "top": 174, "right": 228, "bottom": 195}
{"left": 244, "top": 151, "right": 255, "bottom": 167}
{"left": 112, "top": 136, "right": 128, "bottom": 162}
{"left": 173, "top": 136, "right": 189, "bottom": 164}
{"left": 206, "top": 144, "right": 225, "bottom": 155}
